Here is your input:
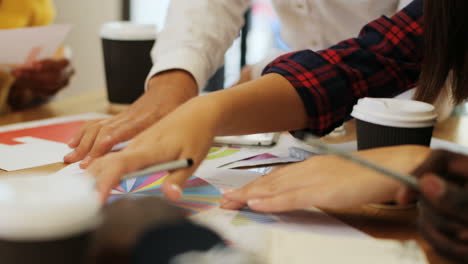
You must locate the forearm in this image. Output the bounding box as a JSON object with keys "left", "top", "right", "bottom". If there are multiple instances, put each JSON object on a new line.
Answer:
{"left": 263, "top": 0, "right": 423, "bottom": 136}
{"left": 188, "top": 73, "right": 308, "bottom": 137}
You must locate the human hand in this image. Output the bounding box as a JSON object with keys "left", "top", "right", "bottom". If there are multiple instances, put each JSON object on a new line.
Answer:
{"left": 221, "top": 145, "right": 430, "bottom": 212}
{"left": 87, "top": 96, "right": 220, "bottom": 202}
{"left": 8, "top": 58, "right": 74, "bottom": 110}
{"left": 396, "top": 150, "right": 468, "bottom": 262}
{"left": 64, "top": 70, "right": 198, "bottom": 168}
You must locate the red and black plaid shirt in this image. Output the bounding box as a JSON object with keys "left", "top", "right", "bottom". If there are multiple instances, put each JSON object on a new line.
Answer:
{"left": 264, "top": 0, "right": 423, "bottom": 136}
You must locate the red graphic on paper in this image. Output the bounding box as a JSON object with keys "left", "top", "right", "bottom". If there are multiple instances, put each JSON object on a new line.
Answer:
{"left": 0, "top": 120, "right": 86, "bottom": 146}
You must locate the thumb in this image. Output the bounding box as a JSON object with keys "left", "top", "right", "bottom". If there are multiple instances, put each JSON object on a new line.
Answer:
{"left": 162, "top": 165, "right": 198, "bottom": 201}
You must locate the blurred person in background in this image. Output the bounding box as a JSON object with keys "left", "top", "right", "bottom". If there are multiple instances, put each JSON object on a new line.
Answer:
{"left": 0, "top": 0, "right": 73, "bottom": 110}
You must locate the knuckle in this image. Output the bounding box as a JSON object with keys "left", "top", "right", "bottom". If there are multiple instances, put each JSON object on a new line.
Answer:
{"left": 102, "top": 122, "right": 119, "bottom": 132}
{"left": 98, "top": 137, "right": 114, "bottom": 148}
{"left": 98, "top": 126, "right": 112, "bottom": 135}
{"left": 75, "top": 139, "right": 95, "bottom": 154}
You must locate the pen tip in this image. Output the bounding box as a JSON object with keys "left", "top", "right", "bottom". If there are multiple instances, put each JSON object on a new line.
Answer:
{"left": 187, "top": 158, "right": 194, "bottom": 166}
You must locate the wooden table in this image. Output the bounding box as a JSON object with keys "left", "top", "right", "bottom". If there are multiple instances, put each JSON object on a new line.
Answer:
{"left": 1, "top": 89, "right": 466, "bottom": 264}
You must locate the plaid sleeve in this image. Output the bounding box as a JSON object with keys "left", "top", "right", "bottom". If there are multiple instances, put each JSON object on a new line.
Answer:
{"left": 263, "top": 0, "right": 423, "bottom": 136}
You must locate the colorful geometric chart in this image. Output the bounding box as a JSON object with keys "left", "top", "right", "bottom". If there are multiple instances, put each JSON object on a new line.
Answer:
{"left": 109, "top": 172, "right": 221, "bottom": 216}
{"left": 109, "top": 146, "right": 276, "bottom": 216}
{"left": 206, "top": 145, "right": 241, "bottom": 160}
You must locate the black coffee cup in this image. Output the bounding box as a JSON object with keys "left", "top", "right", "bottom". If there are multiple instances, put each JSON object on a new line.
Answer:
{"left": 100, "top": 22, "right": 157, "bottom": 106}
{"left": 351, "top": 98, "right": 438, "bottom": 150}
{"left": 0, "top": 175, "right": 101, "bottom": 264}
{"left": 0, "top": 232, "right": 93, "bottom": 264}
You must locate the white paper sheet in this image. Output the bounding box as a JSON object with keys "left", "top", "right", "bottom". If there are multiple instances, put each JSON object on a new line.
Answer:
{"left": 223, "top": 146, "right": 316, "bottom": 169}
{"left": 223, "top": 157, "right": 301, "bottom": 169}
{"left": 0, "top": 137, "right": 72, "bottom": 171}
{"left": 0, "top": 25, "right": 71, "bottom": 65}
{"left": 196, "top": 168, "right": 262, "bottom": 190}
{"left": 51, "top": 162, "right": 84, "bottom": 179}
{"left": 193, "top": 209, "right": 427, "bottom": 264}
{"left": 267, "top": 229, "right": 428, "bottom": 264}
{"left": 0, "top": 113, "right": 108, "bottom": 171}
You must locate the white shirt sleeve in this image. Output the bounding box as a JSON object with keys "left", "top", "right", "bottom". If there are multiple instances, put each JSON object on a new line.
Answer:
{"left": 397, "top": 0, "right": 414, "bottom": 10}
{"left": 147, "top": 0, "right": 251, "bottom": 91}
{"left": 250, "top": 49, "right": 287, "bottom": 80}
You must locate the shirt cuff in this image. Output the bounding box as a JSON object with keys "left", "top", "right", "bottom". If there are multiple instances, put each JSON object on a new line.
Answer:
{"left": 145, "top": 49, "right": 210, "bottom": 93}
{"left": 263, "top": 62, "right": 342, "bottom": 137}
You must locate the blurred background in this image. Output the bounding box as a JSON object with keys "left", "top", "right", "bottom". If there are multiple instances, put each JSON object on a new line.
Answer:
{"left": 52, "top": 0, "right": 468, "bottom": 115}
{"left": 53, "top": 0, "right": 284, "bottom": 98}
{"left": 53, "top": 0, "right": 122, "bottom": 98}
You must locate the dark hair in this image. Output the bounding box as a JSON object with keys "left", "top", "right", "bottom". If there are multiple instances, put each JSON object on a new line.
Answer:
{"left": 417, "top": 0, "right": 468, "bottom": 104}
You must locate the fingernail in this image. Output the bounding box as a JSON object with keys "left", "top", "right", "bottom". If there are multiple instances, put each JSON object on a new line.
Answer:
{"left": 247, "top": 199, "right": 262, "bottom": 208}
{"left": 80, "top": 156, "right": 92, "bottom": 166}
{"left": 64, "top": 151, "right": 76, "bottom": 159}
{"left": 171, "top": 184, "right": 182, "bottom": 196}
{"left": 67, "top": 138, "right": 75, "bottom": 146}
{"left": 221, "top": 188, "right": 235, "bottom": 194}
{"left": 422, "top": 176, "right": 445, "bottom": 198}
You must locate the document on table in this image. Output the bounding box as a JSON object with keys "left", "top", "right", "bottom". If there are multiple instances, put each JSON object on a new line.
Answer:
{"left": 267, "top": 228, "right": 428, "bottom": 264}
{"left": 0, "top": 24, "right": 71, "bottom": 66}
{"left": 192, "top": 207, "right": 428, "bottom": 264}
{"left": 0, "top": 113, "right": 107, "bottom": 171}
{"left": 0, "top": 137, "right": 72, "bottom": 171}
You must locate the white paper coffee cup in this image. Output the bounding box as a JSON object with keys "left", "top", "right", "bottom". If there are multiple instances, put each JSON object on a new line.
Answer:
{"left": 351, "top": 98, "right": 437, "bottom": 150}
{"left": 0, "top": 174, "right": 101, "bottom": 264}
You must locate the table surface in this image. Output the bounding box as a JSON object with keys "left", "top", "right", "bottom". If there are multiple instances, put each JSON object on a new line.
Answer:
{"left": 1, "top": 89, "right": 465, "bottom": 264}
